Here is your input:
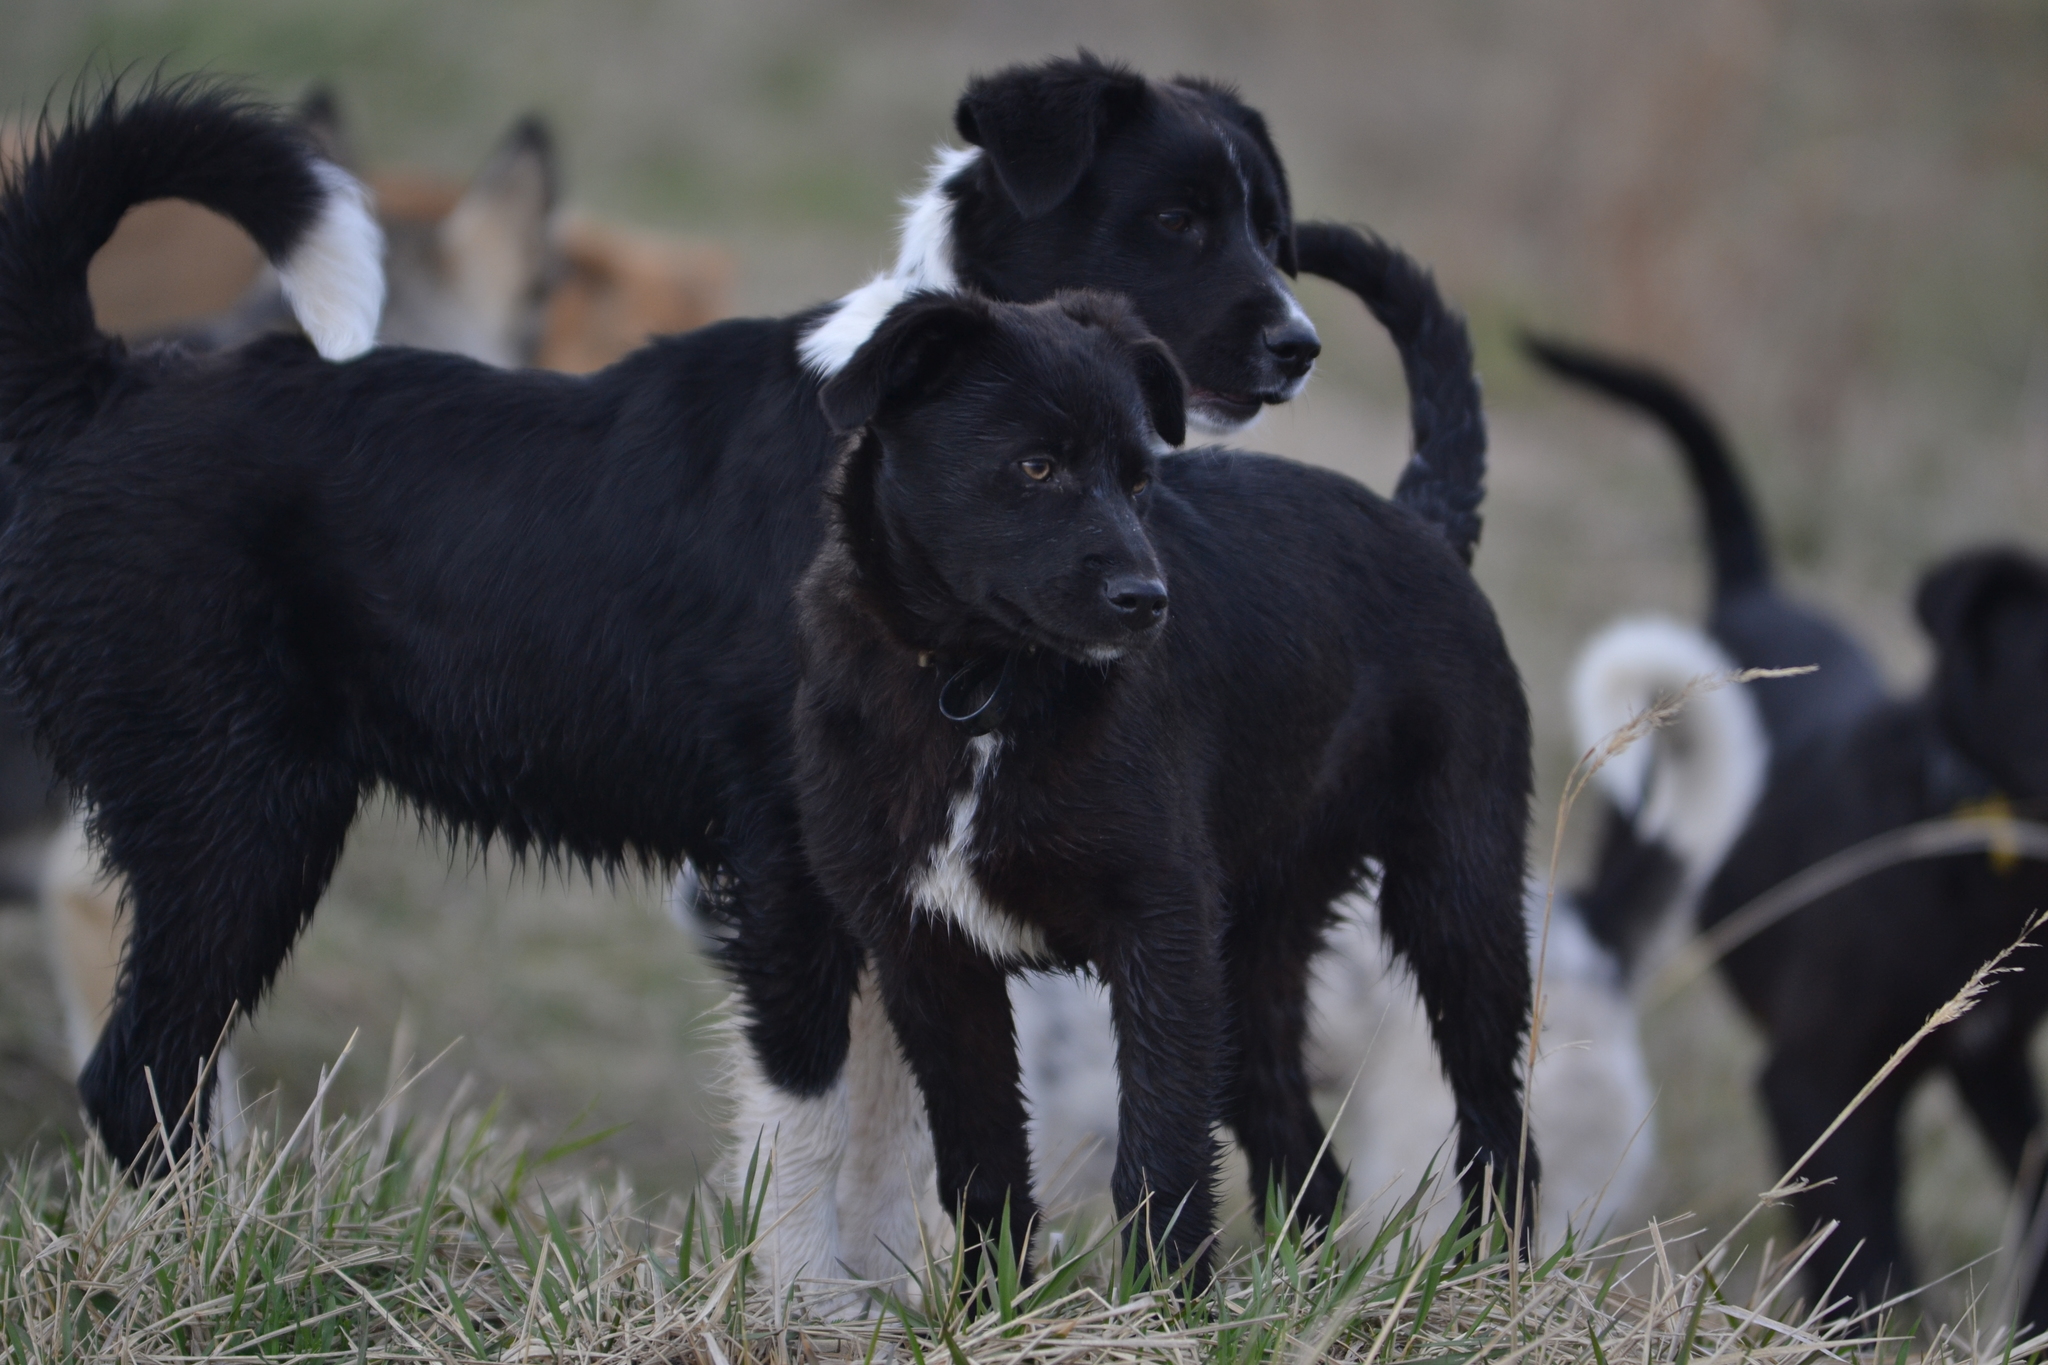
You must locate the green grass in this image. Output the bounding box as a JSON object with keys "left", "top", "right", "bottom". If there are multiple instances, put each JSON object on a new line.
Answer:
{"left": 0, "top": 1051, "right": 2022, "bottom": 1364}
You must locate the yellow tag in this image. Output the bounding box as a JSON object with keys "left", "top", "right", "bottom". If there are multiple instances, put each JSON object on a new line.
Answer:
{"left": 1956, "top": 791, "right": 2022, "bottom": 875}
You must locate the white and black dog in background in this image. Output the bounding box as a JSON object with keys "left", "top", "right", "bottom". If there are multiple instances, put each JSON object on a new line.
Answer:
{"left": 0, "top": 56, "right": 1511, "bottom": 1281}
{"left": 789, "top": 284, "right": 1531, "bottom": 1282}
{"left": 1528, "top": 339, "right": 2048, "bottom": 1326}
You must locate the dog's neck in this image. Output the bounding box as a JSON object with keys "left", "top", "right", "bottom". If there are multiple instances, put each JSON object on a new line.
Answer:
{"left": 797, "top": 146, "right": 977, "bottom": 377}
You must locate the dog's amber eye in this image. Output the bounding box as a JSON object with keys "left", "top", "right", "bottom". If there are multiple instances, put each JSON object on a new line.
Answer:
{"left": 1021, "top": 457, "right": 1054, "bottom": 481}
{"left": 1155, "top": 210, "right": 1194, "bottom": 234}
{"left": 1131, "top": 477, "right": 1149, "bottom": 494}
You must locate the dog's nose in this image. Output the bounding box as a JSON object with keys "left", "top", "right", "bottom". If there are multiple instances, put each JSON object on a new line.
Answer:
{"left": 1263, "top": 317, "right": 1321, "bottom": 377}
{"left": 1104, "top": 574, "right": 1169, "bottom": 627}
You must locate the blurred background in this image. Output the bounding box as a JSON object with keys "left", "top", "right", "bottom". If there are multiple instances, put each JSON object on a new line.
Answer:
{"left": 0, "top": 0, "right": 2043, "bottom": 1317}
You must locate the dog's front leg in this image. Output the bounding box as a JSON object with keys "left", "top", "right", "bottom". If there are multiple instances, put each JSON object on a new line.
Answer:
{"left": 870, "top": 918, "right": 1036, "bottom": 1294}
{"left": 1099, "top": 899, "right": 1222, "bottom": 1281}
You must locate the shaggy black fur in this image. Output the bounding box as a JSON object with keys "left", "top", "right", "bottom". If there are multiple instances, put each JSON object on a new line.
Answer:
{"left": 794, "top": 290, "right": 1534, "bottom": 1276}
{"left": 0, "top": 71, "right": 1494, "bottom": 1174}
{"left": 1525, "top": 339, "right": 2048, "bottom": 1324}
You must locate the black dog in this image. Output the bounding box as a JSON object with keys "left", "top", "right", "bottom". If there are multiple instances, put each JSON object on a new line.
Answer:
{"left": 0, "top": 61, "right": 1500, "bottom": 1238}
{"left": 1528, "top": 341, "right": 2048, "bottom": 1323}
{"left": 792, "top": 287, "right": 1532, "bottom": 1278}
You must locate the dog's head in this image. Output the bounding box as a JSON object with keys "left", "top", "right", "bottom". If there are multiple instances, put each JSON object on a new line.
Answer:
{"left": 1917, "top": 548, "right": 2048, "bottom": 797}
{"left": 936, "top": 54, "right": 1315, "bottom": 434}
{"left": 818, "top": 289, "right": 1183, "bottom": 663}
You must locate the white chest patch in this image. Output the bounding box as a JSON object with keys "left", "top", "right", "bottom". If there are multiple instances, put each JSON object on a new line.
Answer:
{"left": 908, "top": 734, "right": 1050, "bottom": 964}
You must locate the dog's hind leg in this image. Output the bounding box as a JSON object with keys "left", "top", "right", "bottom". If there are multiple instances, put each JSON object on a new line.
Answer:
{"left": 1221, "top": 883, "right": 1344, "bottom": 1232}
{"left": 1376, "top": 798, "right": 1538, "bottom": 1241}
{"left": 1761, "top": 1046, "right": 1913, "bottom": 1317}
{"left": 1948, "top": 1034, "right": 2048, "bottom": 1330}
{"left": 77, "top": 757, "right": 360, "bottom": 1173}
{"left": 1950, "top": 1031, "right": 2045, "bottom": 1183}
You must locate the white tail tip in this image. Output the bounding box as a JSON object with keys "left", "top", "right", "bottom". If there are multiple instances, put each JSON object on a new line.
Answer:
{"left": 277, "top": 160, "right": 385, "bottom": 360}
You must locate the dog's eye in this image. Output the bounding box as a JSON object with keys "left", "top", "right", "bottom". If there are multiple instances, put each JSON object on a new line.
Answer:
{"left": 1130, "top": 477, "right": 1149, "bottom": 495}
{"left": 1154, "top": 209, "right": 1194, "bottom": 235}
{"left": 1021, "top": 457, "right": 1054, "bottom": 481}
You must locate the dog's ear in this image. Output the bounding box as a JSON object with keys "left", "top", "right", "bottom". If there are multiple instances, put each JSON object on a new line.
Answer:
{"left": 819, "top": 293, "right": 992, "bottom": 433}
{"left": 1130, "top": 337, "right": 1187, "bottom": 448}
{"left": 954, "top": 53, "right": 1149, "bottom": 219}
{"left": 296, "top": 84, "right": 355, "bottom": 169}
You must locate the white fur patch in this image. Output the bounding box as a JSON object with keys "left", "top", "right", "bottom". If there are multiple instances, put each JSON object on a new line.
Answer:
{"left": 835, "top": 975, "right": 947, "bottom": 1287}
{"left": 909, "top": 734, "right": 1050, "bottom": 963}
{"left": 277, "top": 160, "right": 386, "bottom": 360}
{"left": 799, "top": 146, "right": 976, "bottom": 376}
{"left": 1013, "top": 970, "right": 1120, "bottom": 1204}
{"left": 721, "top": 1030, "right": 852, "bottom": 1311}
{"left": 1569, "top": 615, "right": 1770, "bottom": 882}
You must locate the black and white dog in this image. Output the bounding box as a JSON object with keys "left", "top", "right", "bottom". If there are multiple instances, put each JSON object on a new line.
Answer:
{"left": 789, "top": 286, "right": 1532, "bottom": 1280}
{"left": 1530, "top": 340, "right": 2048, "bottom": 1324}
{"left": 0, "top": 60, "right": 1508, "bottom": 1268}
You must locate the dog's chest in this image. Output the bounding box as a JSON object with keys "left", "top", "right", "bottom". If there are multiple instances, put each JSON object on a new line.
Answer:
{"left": 906, "top": 734, "right": 1052, "bottom": 964}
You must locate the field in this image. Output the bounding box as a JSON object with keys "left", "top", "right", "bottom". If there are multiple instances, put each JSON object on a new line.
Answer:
{"left": 1, "top": 0, "right": 2046, "bottom": 1355}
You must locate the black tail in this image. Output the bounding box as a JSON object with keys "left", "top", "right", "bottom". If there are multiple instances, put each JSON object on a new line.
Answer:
{"left": 0, "top": 79, "right": 382, "bottom": 448}
{"left": 1521, "top": 334, "right": 1769, "bottom": 598}
{"left": 1294, "top": 222, "right": 1486, "bottom": 564}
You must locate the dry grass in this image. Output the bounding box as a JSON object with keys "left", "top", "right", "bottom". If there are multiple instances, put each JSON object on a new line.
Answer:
{"left": 2, "top": 1051, "right": 2017, "bottom": 1365}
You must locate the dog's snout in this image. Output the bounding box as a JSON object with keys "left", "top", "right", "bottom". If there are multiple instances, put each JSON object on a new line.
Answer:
{"left": 1104, "top": 574, "right": 1169, "bottom": 628}
{"left": 1263, "top": 317, "right": 1321, "bottom": 377}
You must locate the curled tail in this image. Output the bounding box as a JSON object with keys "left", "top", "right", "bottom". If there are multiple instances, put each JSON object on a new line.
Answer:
{"left": 1521, "top": 335, "right": 1768, "bottom": 601}
{"left": 1566, "top": 614, "right": 1770, "bottom": 977}
{"left": 1570, "top": 615, "right": 1767, "bottom": 886}
{"left": 1294, "top": 222, "right": 1486, "bottom": 564}
{"left": 0, "top": 80, "right": 383, "bottom": 446}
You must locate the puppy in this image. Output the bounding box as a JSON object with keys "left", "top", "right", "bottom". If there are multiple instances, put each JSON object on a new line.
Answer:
{"left": 791, "top": 286, "right": 1532, "bottom": 1280}
{"left": 1527, "top": 340, "right": 2048, "bottom": 1322}
{"left": 0, "top": 61, "right": 1342, "bottom": 1216}
{"left": 1016, "top": 615, "right": 1769, "bottom": 1250}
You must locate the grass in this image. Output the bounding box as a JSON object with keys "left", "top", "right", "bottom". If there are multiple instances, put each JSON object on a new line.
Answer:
{"left": 0, "top": 1056, "right": 1966, "bottom": 1365}
{"left": 6, "top": 982, "right": 2045, "bottom": 1363}
{"left": 8, "top": 661, "right": 2048, "bottom": 1362}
